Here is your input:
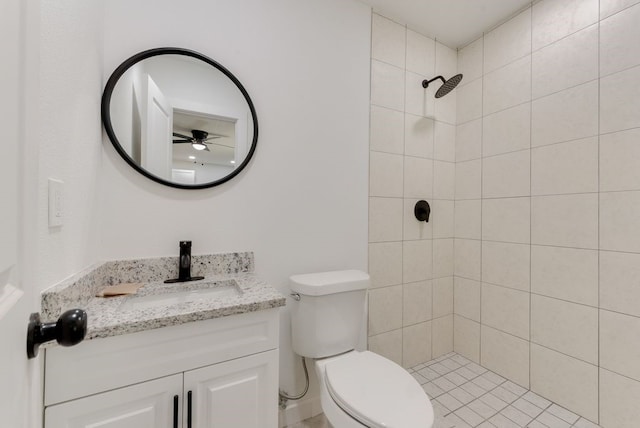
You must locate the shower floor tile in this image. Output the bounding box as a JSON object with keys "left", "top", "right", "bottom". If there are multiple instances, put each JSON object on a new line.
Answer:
{"left": 287, "top": 352, "right": 602, "bottom": 428}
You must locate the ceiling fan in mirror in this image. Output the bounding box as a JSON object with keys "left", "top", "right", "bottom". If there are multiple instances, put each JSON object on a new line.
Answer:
{"left": 172, "top": 129, "right": 223, "bottom": 151}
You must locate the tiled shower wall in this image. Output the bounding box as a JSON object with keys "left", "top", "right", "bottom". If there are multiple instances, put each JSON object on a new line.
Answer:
{"left": 367, "top": 14, "right": 457, "bottom": 368}
{"left": 453, "top": 0, "right": 640, "bottom": 426}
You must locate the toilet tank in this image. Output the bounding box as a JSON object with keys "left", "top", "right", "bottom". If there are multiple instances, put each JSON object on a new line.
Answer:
{"left": 289, "top": 270, "right": 369, "bottom": 359}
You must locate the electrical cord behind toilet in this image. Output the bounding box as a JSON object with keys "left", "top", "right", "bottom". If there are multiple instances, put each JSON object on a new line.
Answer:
{"left": 278, "top": 356, "right": 309, "bottom": 409}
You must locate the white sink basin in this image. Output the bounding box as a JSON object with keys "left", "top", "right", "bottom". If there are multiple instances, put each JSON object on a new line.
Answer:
{"left": 120, "top": 279, "right": 241, "bottom": 311}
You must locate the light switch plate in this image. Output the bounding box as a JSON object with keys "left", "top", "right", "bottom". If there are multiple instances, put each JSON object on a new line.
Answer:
{"left": 48, "top": 178, "right": 63, "bottom": 228}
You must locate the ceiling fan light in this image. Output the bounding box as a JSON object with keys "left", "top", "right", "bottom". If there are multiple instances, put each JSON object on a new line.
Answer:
{"left": 192, "top": 142, "right": 207, "bottom": 151}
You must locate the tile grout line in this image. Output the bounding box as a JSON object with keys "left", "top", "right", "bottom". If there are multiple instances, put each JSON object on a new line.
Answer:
{"left": 529, "top": 0, "right": 534, "bottom": 394}
{"left": 597, "top": 0, "right": 601, "bottom": 424}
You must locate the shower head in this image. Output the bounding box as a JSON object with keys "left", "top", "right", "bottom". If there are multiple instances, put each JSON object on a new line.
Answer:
{"left": 421, "top": 74, "right": 464, "bottom": 98}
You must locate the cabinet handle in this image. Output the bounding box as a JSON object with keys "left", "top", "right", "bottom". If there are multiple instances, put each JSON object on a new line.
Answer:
{"left": 173, "top": 395, "right": 179, "bottom": 428}
{"left": 187, "top": 390, "right": 193, "bottom": 428}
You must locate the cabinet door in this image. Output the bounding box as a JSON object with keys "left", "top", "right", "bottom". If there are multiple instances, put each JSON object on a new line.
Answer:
{"left": 184, "top": 349, "right": 278, "bottom": 428}
{"left": 45, "top": 374, "right": 182, "bottom": 428}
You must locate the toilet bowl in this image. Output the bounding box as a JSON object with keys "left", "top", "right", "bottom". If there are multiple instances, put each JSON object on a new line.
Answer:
{"left": 314, "top": 351, "right": 434, "bottom": 427}
{"left": 289, "top": 270, "right": 434, "bottom": 428}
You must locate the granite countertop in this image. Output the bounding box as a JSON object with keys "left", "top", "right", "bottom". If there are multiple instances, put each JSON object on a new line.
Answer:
{"left": 41, "top": 252, "right": 286, "bottom": 342}
{"left": 84, "top": 273, "right": 285, "bottom": 340}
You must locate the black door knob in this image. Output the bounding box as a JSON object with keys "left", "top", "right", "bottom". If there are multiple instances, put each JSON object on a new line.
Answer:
{"left": 27, "top": 309, "right": 87, "bottom": 359}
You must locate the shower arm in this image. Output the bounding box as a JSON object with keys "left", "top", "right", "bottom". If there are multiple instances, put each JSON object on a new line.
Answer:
{"left": 422, "top": 76, "right": 446, "bottom": 89}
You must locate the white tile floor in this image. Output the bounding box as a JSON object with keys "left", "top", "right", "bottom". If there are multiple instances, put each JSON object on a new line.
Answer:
{"left": 288, "top": 352, "right": 602, "bottom": 428}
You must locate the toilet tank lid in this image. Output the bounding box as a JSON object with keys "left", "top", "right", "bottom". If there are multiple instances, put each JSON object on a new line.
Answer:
{"left": 290, "top": 270, "right": 369, "bottom": 296}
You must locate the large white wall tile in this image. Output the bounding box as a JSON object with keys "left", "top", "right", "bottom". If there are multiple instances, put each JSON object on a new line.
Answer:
{"left": 432, "top": 200, "right": 454, "bottom": 239}
{"left": 600, "top": 250, "right": 640, "bottom": 318}
{"left": 404, "top": 113, "right": 434, "bottom": 158}
{"left": 600, "top": 368, "right": 640, "bottom": 428}
{"left": 456, "top": 78, "right": 482, "bottom": 124}
{"left": 369, "top": 197, "right": 403, "bottom": 242}
{"left": 454, "top": 277, "right": 481, "bottom": 322}
{"left": 403, "top": 322, "right": 432, "bottom": 367}
{"left": 532, "top": 24, "right": 598, "bottom": 99}
{"left": 435, "top": 42, "right": 457, "bottom": 80}
{"left": 370, "top": 105, "right": 404, "bottom": 154}
{"left": 371, "top": 13, "right": 405, "bottom": 68}
{"left": 483, "top": 103, "right": 531, "bottom": 157}
{"left": 371, "top": 60, "right": 405, "bottom": 111}
{"left": 600, "top": 309, "right": 640, "bottom": 381}
{"left": 600, "top": 65, "right": 640, "bottom": 133}
{"left": 404, "top": 198, "right": 433, "bottom": 241}
{"left": 434, "top": 121, "right": 456, "bottom": 162}
{"left": 482, "top": 241, "right": 530, "bottom": 291}
{"left": 481, "top": 326, "right": 530, "bottom": 388}
{"left": 434, "top": 86, "right": 457, "bottom": 125}
{"left": 406, "top": 70, "right": 435, "bottom": 117}
{"left": 601, "top": 0, "right": 640, "bottom": 19}
{"left": 454, "top": 239, "right": 481, "bottom": 280}
{"left": 455, "top": 159, "right": 481, "bottom": 200}
{"left": 403, "top": 280, "right": 433, "bottom": 325}
{"left": 369, "top": 242, "right": 403, "bottom": 288}
{"left": 370, "top": 151, "right": 404, "bottom": 197}
{"left": 454, "top": 315, "right": 480, "bottom": 363}
{"left": 531, "top": 194, "right": 598, "bottom": 249}
{"left": 482, "top": 150, "right": 530, "bottom": 198}
{"left": 532, "top": 0, "right": 599, "bottom": 50}
{"left": 456, "top": 119, "right": 482, "bottom": 161}
{"left": 531, "top": 245, "right": 598, "bottom": 306}
{"left": 531, "top": 81, "right": 598, "bottom": 147}
{"left": 600, "top": 3, "right": 640, "bottom": 76}
{"left": 404, "top": 156, "right": 433, "bottom": 199}
{"left": 531, "top": 344, "right": 598, "bottom": 422}
{"left": 403, "top": 239, "right": 433, "bottom": 282}
{"left": 458, "top": 38, "right": 483, "bottom": 84}
{"left": 601, "top": 128, "right": 640, "bottom": 192}
{"left": 454, "top": 199, "right": 481, "bottom": 240}
{"left": 433, "top": 276, "right": 454, "bottom": 318}
{"left": 432, "top": 314, "right": 454, "bottom": 358}
{"left": 369, "top": 284, "right": 403, "bottom": 335}
{"left": 484, "top": 8, "right": 531, "bottom": 73}
{"left": 531, "top": 295, "right": 598, "bottom": 364}
{"left": 600, "top": 191, "right": 640, "bottom": 252}
{"left": 531, "top": 137, "right": 598, "bottom": 195}
{"left": 433, "top": 239, "right": 454, "bottom": 278}
{"left": 433, "top": 161, "right": 455, "bottom": 200}
{"left": 482, "top": 197, "right": 530, "bottom": 244}
{"left": 482, "top": 283, "right": 530, "bottom": 340}
{"left": 483, "top": 56, "right": 531, "bottom": 115}
{"left": 368, "top": 330, "right": 403, "bottom": 366}
{"left": 406, "top": 29, "right": 435, "bottom": 76}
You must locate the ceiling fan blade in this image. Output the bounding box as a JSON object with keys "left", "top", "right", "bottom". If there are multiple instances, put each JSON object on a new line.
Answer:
{"left": 203, "top": 136, "right": 223, "bottom": 143}
{"left": 172, "top": 140, "right": 192, "bottom": 144}
{"left": 172, "top": 132, "right": 192, "bottom": 140}
{"left": 204, "top": 145, "right": 211, "bottom": 152}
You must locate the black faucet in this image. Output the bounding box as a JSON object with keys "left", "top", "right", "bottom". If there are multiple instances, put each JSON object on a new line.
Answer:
{"left": 164, "top": 241, "right": 204, "bottom": 283}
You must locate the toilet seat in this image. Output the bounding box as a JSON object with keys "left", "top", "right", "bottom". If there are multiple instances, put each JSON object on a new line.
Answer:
{"left": 324, "top": 351, "right": 434, "bottom": 428}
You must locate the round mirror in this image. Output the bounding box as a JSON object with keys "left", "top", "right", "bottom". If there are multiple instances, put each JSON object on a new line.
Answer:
{"left": 102, "top": 48, "right": 258, "bottom": 189}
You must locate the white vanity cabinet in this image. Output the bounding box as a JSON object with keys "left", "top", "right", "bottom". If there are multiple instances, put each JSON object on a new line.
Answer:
{"left": 45, "top": 374, "right": 183, "bottom": 428}
{"left": 43, "top": 308, "right": 279, "bottom": 428}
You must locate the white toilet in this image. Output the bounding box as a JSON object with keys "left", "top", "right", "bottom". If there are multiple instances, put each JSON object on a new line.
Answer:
{"left": 290, "top": 270, "right": 434, "bottom": 428}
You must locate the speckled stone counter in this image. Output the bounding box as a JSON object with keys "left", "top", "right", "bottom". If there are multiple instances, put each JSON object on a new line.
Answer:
{"left": 41, "top": 252, "right": 286, "bottom": 341}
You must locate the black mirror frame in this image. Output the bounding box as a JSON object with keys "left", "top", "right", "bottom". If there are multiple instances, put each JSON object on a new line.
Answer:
{"left": 101, "top": 47, "right": 259, "bottom": 190}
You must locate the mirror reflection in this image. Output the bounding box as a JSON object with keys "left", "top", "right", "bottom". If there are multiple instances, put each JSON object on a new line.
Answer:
{"left": 103, "top": 49, "right": 257, "bottom": 188}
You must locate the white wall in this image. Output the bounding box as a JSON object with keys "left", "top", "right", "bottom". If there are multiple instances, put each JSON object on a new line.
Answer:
{"left": 37, "top": 2, "right": 103, "bottom": 292}
{"left": 100, "top": 0, "right": 371, "bottom": 407}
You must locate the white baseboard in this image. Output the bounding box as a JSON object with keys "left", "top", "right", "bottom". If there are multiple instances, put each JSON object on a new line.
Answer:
{"left": 278, "top": 395, "right": 322, "bottom": 428}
